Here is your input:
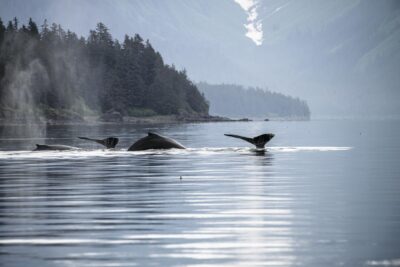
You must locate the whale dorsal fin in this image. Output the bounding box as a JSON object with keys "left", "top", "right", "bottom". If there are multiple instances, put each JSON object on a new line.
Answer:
{"left": 34, "top": 144, "right": 47, "bottom": 151}
{"left": 148, "top": 132, "right": 161, "bottom": 137}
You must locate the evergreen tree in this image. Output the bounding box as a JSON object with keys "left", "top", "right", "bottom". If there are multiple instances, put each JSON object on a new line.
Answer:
{"left": 6, "top": 21, "right": 14, "bottom": 32}
{"left": 0, "top": 18, "right": 5, "bottom": 44}
{"left": 27, "top": 18, "right": 39, "bottom": 37}
{"left": 40, "top": 19, "right": 49, "bottom": 38}
{"left": 0, "top": 18, "right": 210, "bottom": 121}
{"left": 13, "top": 17, "right": 18, "bottom": 31}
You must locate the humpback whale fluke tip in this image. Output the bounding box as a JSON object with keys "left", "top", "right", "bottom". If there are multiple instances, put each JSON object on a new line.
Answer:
{"left": 147, "top": 132, "right": 160, "bottom": 137}
{"left": 224, "top": 133, "right": 274, "bottom": 148}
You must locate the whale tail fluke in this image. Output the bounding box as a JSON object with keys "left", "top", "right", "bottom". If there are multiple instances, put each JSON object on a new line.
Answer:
{"left": 78, "top": 136, "right": 119, "bottom": 149}
{"left": 224, "top": 133, "right": 274, "bottom": 148}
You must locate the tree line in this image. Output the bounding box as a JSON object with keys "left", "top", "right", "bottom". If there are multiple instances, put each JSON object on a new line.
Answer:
{"left": 0, "top": 17, "right": 209, "bottom": 121}
{"left": 197, "top": 82, "right": 310, "bottom": 119}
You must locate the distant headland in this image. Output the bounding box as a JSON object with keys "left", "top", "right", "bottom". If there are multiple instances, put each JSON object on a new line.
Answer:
{"left": 0, "top": 18, "right": 310, "bottom": 125}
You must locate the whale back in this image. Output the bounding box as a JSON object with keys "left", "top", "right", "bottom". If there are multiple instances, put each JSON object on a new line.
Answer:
{"left": 34, "top": 144, "right": 78, "bottom": 151}
{"left": 128, "top": 132, "right": 185, "bottom": 151}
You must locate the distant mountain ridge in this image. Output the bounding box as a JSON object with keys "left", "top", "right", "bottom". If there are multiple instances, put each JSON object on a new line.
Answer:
{"left": 197, "top": 83, "right": 310, "bottom": 119}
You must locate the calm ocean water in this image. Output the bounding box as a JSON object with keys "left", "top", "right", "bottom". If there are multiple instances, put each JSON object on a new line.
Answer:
{"left": 0, "top": 120, "right": 399, "bottom": 267}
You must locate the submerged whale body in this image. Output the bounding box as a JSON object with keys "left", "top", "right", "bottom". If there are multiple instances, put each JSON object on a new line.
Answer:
{"left": 224, "top": 133, "right": 274, "bottom": 148}
{"left": 34, "top": 144, "right": 79, "bottom": 151}
{"left": 34, "top": 137, "right": 119, "bottom": 151}
{"left": 128, "top": 132, "right": 185, "bottom": 151}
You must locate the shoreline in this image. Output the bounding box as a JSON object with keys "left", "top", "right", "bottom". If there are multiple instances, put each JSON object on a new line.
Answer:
{"left": 0, "top": 115, "right": 310, "bottom": 126}
{"left": 0, "top": 115, "right": 231, "bottom": 126}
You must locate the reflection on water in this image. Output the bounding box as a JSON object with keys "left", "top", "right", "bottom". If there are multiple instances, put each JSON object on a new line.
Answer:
{"left": 0, "top": 121, "right": 399, "bottom": 267}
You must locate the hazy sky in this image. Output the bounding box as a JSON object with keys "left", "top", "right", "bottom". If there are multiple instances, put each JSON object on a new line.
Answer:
{"left": 1, "top": 0, "right": 399, "bottom": 118}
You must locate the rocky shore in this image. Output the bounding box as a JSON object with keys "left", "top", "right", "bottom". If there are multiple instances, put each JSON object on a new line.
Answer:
{"left": 0, "top": 112, "right": 234, "bottom": 126}
{"left": 0, "top": 109, "right": 308, "bottom": 126}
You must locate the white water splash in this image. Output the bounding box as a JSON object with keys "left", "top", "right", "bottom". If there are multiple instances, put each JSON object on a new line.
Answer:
{"left": 366, "top": 259, "right": 400, "bottom": 266}
{"left": 0, "top": 147, "right": 352, "bottom": 159}
{"left": 234, "top": 0, "right": 263, "bottom": 45}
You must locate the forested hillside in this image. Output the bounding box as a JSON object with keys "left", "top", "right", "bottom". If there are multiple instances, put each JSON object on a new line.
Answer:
{"left": 0, "top": 18, "right": 209, "bottom": 122}
{"left": 197, "top": 83, "right": 310, "bottom": 119}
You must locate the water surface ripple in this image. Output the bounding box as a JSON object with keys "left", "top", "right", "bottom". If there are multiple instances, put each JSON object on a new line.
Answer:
{"left": 0, "top": 121, "right": 399, "bottom": 267}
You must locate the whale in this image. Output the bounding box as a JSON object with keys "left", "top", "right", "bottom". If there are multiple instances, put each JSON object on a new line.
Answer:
{"left": 224, "top": 133, "right": 274, "bottom": 148}
{"left": 34, "top": 137, "right": 119, "bottom": 151}
{"left": 33, "top": 133, "right": 184, "bottom": 151}
{"left": 34, "top": 144, "right": 79, "bottom": 151}
{"left": 34, "top": 132, "right": 273, "bottom": 151}
{"left": 128, "top": 132, "right": 185, "bottom": 151}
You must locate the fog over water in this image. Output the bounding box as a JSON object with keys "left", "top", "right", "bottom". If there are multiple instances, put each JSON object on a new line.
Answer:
{"left": 1, "top": 0, "right": 399, "bottom": 118}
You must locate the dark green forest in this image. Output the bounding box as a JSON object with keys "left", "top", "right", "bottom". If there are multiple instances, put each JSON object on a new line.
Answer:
{"left": 0, "top": 18, "right": 209, "bottom": 122}
{"left": 197, "top": 82, "right": 310, "bottom": 119}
